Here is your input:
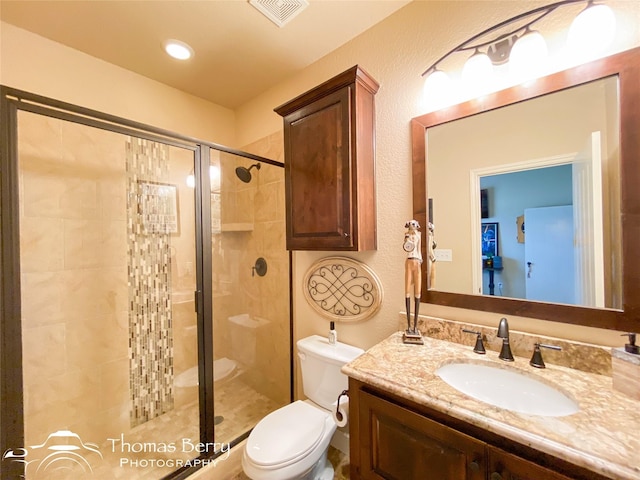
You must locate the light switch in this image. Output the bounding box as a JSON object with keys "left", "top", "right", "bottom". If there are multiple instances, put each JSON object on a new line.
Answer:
{"left": 434, "top": 249, "right": 452, "bottom": 262}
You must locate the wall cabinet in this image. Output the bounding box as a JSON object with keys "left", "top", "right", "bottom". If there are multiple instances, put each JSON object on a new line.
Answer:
{"left": 349, "top": 378, "right": 606, "bottom": 480}
{"left": 275, "top": 66, "right": 379, "bottom": 251}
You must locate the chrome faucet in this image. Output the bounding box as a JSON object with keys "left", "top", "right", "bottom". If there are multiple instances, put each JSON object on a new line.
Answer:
{"left": 497, "top": 317, "right": 514, "bottom": 361}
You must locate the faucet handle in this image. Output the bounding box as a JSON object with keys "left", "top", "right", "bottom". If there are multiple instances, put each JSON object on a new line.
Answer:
{"left": 621, "top": 333, "right": 639, "bottom": 354}
{"left": 530, "top": 342, "right": 562, "bottom": 369}
{"left": 462, "top": 329, "right": 486, "bottom": 354}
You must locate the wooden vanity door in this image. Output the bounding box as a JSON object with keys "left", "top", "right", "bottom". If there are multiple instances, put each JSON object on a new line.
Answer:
{"left": 357, "top": 389, "right": 485, "bottom": 480}
{"left": 487, "top": 446, "right": 573, "bottom": 480}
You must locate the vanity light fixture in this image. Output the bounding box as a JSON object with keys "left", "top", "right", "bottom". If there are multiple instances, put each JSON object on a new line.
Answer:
{"left": 421, "top": 0, "right": 616, "bottom": 108}
{"left": 186, "top": 171, "right": 196, "bottom": 188}
{"left": 567, "top": 2, "right": 616, "bottom": 58}
{"left": 461, "top": 48, "right": 494, "bottom": 96}
{"left": 186, "top": 165, "right": 220, "bottom": 189}
{"left": 164, "top": 39, "right": 194, "bottom": 60}
{"left": 509, "top": 27, "right": 549, "bottom": 83}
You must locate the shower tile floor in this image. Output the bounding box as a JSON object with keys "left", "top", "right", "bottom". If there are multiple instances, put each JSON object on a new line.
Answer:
{"left": 44, "top": 376, "right": 282, "bottom": 480}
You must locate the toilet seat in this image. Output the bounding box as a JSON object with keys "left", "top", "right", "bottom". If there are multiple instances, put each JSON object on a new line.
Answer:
{"left": 246, "top": 401, "right": 329, "bottom": 468}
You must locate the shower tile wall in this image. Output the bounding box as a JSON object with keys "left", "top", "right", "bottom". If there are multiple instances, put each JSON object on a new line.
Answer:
{"left": 17, "top": 112, "right": 198, "bottom": 454}
{"left": 212, "top": 132, "right": 289, "bottom": 407}
{"left": 18, "top": 112, "right": 130, "bottom": 445}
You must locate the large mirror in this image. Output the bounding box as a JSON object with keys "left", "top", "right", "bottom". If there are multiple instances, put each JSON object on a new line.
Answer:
{"left": 411, "top": 47, "right": 640, "bottom": 331}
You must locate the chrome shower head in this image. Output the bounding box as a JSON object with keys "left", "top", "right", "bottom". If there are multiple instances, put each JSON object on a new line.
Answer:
{"left": 235, "top": 163, "right": 261, "bottom": 183}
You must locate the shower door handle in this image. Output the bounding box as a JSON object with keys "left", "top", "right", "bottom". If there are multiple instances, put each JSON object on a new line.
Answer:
{"left": 194, "top": 290, "right": 201, "bottom": 313}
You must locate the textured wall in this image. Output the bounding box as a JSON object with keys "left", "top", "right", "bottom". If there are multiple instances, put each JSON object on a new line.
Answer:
{"left": 234, "top": 1, "right": 640, "bottom": 364}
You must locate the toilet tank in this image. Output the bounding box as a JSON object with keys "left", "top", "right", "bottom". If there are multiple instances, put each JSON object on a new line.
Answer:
{"left": 297, "top": 335, "right": 364, "bottom": 410}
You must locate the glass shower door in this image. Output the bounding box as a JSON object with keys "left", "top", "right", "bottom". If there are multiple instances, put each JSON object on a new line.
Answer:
{"left": 15, "top": 110, "right": 200, "bottom": 479}
{"left": 209, "top": 148, "right": 290, "bottom": 445}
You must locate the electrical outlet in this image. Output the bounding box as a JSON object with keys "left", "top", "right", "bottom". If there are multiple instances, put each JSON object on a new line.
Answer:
{"left": 434, "top": 249, "right": 452, "bottom": 262}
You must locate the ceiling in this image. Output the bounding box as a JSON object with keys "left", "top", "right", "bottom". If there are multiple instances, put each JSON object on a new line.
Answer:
{"left": 0, "top": 0, "right": 411, "bottom": 109}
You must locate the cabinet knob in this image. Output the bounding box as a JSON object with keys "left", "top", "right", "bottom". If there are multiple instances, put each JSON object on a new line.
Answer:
{"left": 469, "top": 461, "right": 480, "bottom": 472}
{"left": 344, "top": 232, "right": 349, "bottom": 237}
{"left": 490, "top": 473, "right": 503, "bottom": 480}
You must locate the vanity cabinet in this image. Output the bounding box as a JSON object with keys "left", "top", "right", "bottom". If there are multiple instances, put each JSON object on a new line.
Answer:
{"left": 274, "top": 66, "right": 379, "bottom": 251}
{"left": 349, "top": 379, "right": 606, "bottom": 480}
{"left": 487, "top": 446, "right": 573, "bottom": 480}
{"left": 356, "top": 387, "right": 485, "bottom": 479}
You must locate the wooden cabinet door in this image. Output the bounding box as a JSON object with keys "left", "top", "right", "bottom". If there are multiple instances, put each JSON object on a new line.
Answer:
{"left": 487, "top": 446, "right": 574, "bottom": 480}
{"left": 284, "top": 86, "right": 354, "bottom": 250}
{"left": 358, "top": 389, "right": 486, "bottom": 480}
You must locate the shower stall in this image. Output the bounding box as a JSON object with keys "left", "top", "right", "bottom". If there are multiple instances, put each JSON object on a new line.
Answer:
{"left": 0, "top": 88, "right": 291, "bottom": 480}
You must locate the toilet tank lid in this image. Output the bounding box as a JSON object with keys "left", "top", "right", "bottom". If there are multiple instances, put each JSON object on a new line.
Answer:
{"left": 297, "top": 335, "right": 364, "bottom": 365}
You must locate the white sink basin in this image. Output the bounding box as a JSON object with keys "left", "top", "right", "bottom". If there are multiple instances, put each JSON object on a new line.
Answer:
{"left": 436, "top": 362, "right": 579, "bottom": 417}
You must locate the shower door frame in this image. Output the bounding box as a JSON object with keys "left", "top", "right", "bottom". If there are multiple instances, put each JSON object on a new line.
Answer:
{"left": 0, "top": 86, "right": 289, "bottom": 480}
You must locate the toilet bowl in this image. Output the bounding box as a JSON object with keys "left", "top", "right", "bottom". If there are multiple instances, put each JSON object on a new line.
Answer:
{"left": 242, "top": 400, "right": 335, "bottom": 480}
{"left": 242, "top": 335, "right": 364, "bottom": 480}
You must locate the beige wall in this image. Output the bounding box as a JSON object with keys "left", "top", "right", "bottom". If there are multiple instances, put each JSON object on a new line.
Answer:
{"left": 235, "top": 0, "right": 640, "bottom": 356}
{"left": 4, "top": 1, "right": 640, "bottom": 375}
{"left": 0, "top": 21, "right": 236, "bottom": 145}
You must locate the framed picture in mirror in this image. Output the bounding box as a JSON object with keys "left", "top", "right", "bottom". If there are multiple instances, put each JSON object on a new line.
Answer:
{"left": 481, "top": 222, "right": 499, "bottom": 258}
{"left": 480, "top": 188, "right": 489, "bottom": 218}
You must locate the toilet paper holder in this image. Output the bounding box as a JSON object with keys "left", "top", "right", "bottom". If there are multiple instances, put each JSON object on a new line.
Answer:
{"left": 336, "top": 389, "right": 348, "bottom": 422}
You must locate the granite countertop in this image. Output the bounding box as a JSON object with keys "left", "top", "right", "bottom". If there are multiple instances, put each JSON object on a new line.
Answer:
{"left": 343, "top": 333, "right": 640, "bottom": 480}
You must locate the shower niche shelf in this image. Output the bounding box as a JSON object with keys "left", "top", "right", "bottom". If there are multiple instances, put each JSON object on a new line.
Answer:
{"left": 275, "top": 65, "right": 379, "bottom": 251}
{"left": 219, "top": 223, "right": 254, "bottom": 233}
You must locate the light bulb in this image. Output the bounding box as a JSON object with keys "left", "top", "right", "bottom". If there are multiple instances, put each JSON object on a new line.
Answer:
{"left": 510, "top": 29, "right": 548, "bottom": 83}
{"left": 209, "top": 164, "right": 221, "bottom": 191}
{"left": 186, "top": 173, "right": 195, "bottom": 188}
{"left": 164, "top": 40, "right": 194, "bottom": 60}
{"left": 462, "top": 50, "right": 493, "bottom": 97}
{"left": 567, "top": 3, "right": 616, "bottom": 60}
{"left": 423, "top": 70, "right": 453, "bottom": 110}
{"left": 424, "top": 70, "right": 451, "bottom": 94}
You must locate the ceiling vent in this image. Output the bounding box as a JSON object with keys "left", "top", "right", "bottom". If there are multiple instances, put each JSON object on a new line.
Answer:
{"left": 249, "top": 0, "right": 309, "bottom": 28}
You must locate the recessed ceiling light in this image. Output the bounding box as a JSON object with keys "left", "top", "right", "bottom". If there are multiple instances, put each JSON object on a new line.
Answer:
{"left": 164, "top": 40, "right": 194, "bottom": 60}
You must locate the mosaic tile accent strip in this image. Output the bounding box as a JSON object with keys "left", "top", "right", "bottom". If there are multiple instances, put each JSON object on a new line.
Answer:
{"left": 126, "top": 137, "right": 174, "bottom": 427}
{"left": 303, "top": 256, "right": 383, "bottom": 323}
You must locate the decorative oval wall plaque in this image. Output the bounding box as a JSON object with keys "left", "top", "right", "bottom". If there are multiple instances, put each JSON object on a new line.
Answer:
{"left": 303, "top": 256, "right": 383, "bottom": 323}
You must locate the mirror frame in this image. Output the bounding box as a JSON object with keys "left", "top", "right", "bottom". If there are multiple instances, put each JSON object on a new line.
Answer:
{"left": 411, "top": 46, "right": 640, "bottom": 332}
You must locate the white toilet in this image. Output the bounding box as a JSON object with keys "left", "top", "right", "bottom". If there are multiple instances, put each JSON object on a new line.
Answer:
{"left": 242, "top": 335, "right": 364, "bottom": 480}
